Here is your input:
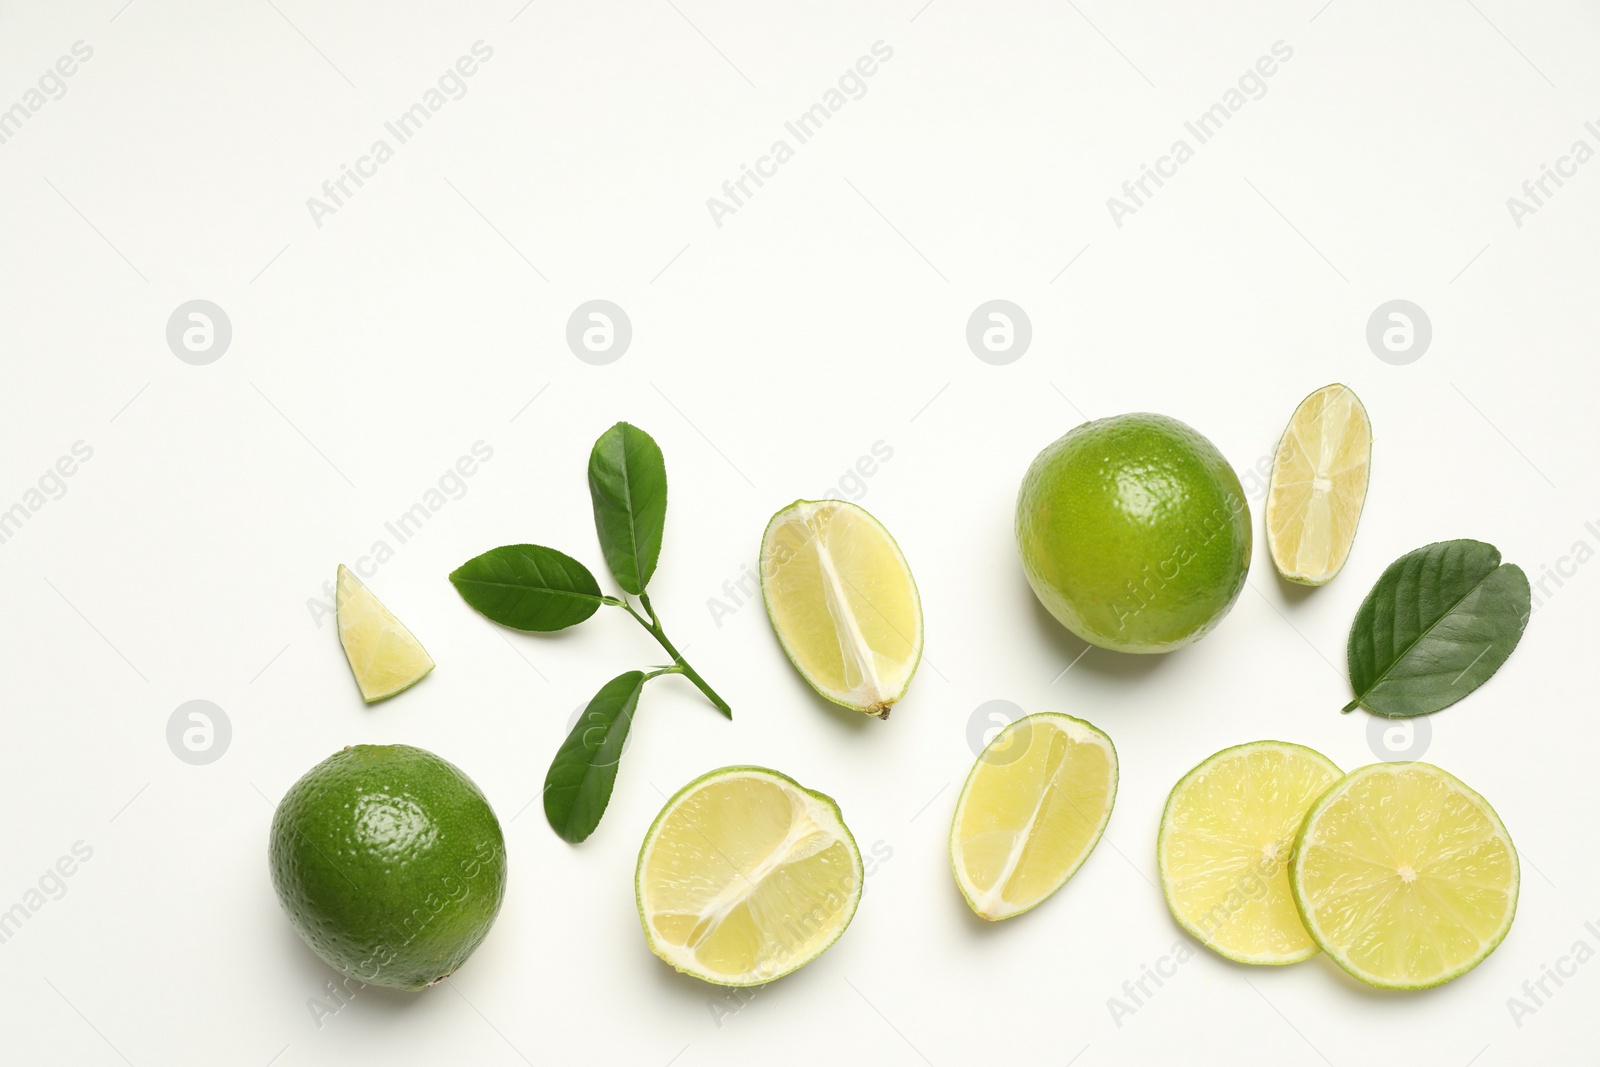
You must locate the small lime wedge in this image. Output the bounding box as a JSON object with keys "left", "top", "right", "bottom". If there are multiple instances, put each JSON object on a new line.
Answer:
{"left": 950, "top": 713, "right": 1117, "bottom": 920}
{"left": 335, "top": 565, "right": 434, "bottom": 702}
{"left": 1266, "top": 384, "right": 1372, "bottom": 585}
{"left": 759, "top": 500, "right": 921, "bottom": 717}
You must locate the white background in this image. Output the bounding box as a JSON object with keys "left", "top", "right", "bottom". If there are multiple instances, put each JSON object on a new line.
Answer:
{"left": 1, "top": 1, "right": 1596, "bottom": 1064}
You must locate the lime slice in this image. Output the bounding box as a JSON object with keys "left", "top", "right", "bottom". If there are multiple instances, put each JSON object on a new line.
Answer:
{"left": 335, "top": 565, "right": 435, "bottom": 702}
{"left": 950, "top": 713, "right": 1117, "bottom": 921}
{"left": 1158, "top": 742, "right": 1341, "bottom": 964}
{"left": 636, "top": 766, "right": 862, "bottom": 986}
{"left": 1266, "top": 383, "right": 1372, "bottom": 585}
{"left": 1290, "top": 762, "right": 1519, "bottom": 989}
{"left": 759, "top": 500, "right": 922, "bottom": 717}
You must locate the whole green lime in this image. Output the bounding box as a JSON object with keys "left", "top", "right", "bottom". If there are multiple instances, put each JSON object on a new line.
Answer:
{"left": 1016, "top": 413, "right": 1251, "bottom": 653}
{"left": 269, "top": 745, "right": 507, "bottom": 990}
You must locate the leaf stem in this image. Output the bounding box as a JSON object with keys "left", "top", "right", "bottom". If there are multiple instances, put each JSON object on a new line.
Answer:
{"left": 1340, "top": 698, "right": 1361, "bottom": 714}
{"left": 644, "top": 664, "right": 685, "bottom": 682}
{"left": 614, "top": 593, "right": 732, "bottom": 718}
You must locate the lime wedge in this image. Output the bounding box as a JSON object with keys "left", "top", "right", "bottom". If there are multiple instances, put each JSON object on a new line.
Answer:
{"left": 1158, "top": 741, "right": 1341, "bottom": 964}
{"left": 1290, "top": 762, "right": 1519, "bottom": 989}
{"left": 335, "top": 565, "right": 435, "bottom": 703}
{"left": 950, "top": 713, "right": 1117, "bottom": 920}
{"left": 1266, "top": 383, "right": 1372, "bottom": 585}
{"left": 759, "top": 500, "right": 921, "bottom": 717}
{"left": 636, "top": 766, "right": 862, "bottom": 986}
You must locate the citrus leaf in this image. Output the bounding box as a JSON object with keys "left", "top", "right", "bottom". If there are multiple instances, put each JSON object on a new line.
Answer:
{"left": 1344, "top": 539, "right": 1530, "bottom": 718}
{"left": 587, "top": 422, "right": 667, "bottom": 596}
{"left": 544, "top": 670, "right": 647, "bottom": 843}
{"left": 449, "top": 544, "right": 607, "bottom": 631}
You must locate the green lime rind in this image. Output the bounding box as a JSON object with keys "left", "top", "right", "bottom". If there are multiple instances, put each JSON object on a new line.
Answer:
{"left": 1267, "top": 384, "right": 1372, "bottom": 587}
{"left": 949, "top": 713, "right": 1118, "bottom": 921}
{"left": 1156, "top": 740, "right": 1340, "bottom": 966}
{"left": 1015, "top": 413, "right": 1252, "bottom": 654}
{"left": 635, "top": 765, "right": 863, "bottom": 987}
{"left": 1288, "top": 761, "right": 1520, "bottom": 990}
{"left": 758, "top": 499, "right": 923, "bottom": 717}
{"left": 268, "top": 745, "right": 507, "bottom": 991}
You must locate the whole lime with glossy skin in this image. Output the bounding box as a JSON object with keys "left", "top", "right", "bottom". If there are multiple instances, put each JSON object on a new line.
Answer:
{"left": 1016, "top": 413, "right": 1251, "bottom": 653}
{"left": 269, "top": 745, "right": 507, "bottom": 990}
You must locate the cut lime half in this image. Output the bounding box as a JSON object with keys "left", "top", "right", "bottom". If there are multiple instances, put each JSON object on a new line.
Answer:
{"left": 636, "top": 766, "right": 862, "bottom": 986}
{"left": 1290, "top": 762, "right": 1519, "bottom": 989}
{"left": 335, "top": 565, "right": 435, "bottom": 703}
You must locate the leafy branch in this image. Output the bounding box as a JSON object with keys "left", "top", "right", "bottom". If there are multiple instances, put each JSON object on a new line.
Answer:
{"left": 449, "top": 422, "right": 728, "bottom": 842}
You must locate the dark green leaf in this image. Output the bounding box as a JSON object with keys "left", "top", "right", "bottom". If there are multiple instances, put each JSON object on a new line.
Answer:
{"left": 544, "top": 670, "right": 648, "bottom": 842}
{"left": 449, "top": 544, "right": 607, "bottom": 631}
{"left": 1344, "top": 539, "right": 1530, "bottom": 718}
{"left": 587, "top": 422, "right": 667, "bottom": 596}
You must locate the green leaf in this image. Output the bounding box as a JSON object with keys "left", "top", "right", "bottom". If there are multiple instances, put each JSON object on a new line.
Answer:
{"left": 449, "top": 544, "right": 608, "bottom": 631}
{"left": 1344, "top": 539, "right": 1530, "bottom": 718}
{"left": 587, "top": 422, "right": 667, "bottom": 596}
{"left": 544, "top": 670, "right": 648, "bottom": 842}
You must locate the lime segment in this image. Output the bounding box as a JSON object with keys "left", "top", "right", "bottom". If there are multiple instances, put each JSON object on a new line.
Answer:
{"left": 951, "top": 714, "right": 1117, "bottom": 920}
{"left": 760, "top": 500, "right": 922, "bottom": 717}
{"left": 336, "top": 564, "right": 434, "bottom": 703}
{"left": 1266, "top": 384, "right": 1372, "bottom": 585}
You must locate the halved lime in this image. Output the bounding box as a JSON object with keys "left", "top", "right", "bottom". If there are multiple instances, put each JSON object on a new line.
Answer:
{"left": 335, "top": 565, "right": 435, "bottom": 702}
{"left": 1266, "top": 384, "right": 1372, "bottom": 585}
{"left": 950, "top": 713, "right": 1117, "bottom": 921}
{"left": 636, "top": 766, "right": 862, "bottom": 986}
{"left": 1158, "top": 741, "right": 1341, "bottom": 964}
{"left": 760, "top": 500, "right": 921, "bottom": 717}
{"left": 1290, "top": 762, "right": 1519, "bottom": 989}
